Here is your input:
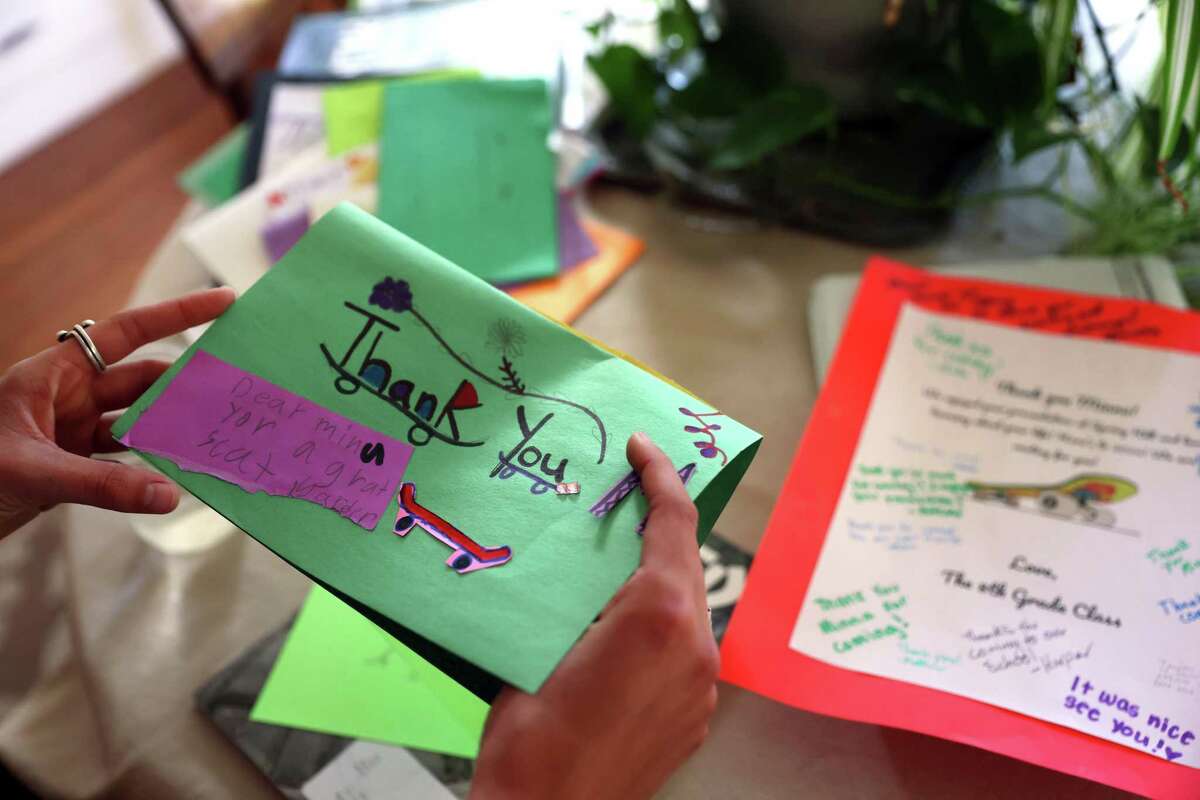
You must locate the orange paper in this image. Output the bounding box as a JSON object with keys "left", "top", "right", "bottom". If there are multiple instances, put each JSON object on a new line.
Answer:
{"left": 720, "top": 257, "right": 1200, "bottom": 799}
{"left": 506, "top": 218, "right": 644, "bottom": 324}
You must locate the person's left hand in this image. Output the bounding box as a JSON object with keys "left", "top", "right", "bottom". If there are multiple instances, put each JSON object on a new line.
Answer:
{"left": 0, "top": 287, "right": 236, "bottom": 538}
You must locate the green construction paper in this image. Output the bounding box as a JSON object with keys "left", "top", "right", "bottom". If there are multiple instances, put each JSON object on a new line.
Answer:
{"left": 322, "top": 71, "right": 481, "bottom": 155}
{"left": 377, "top": 78, "right": 559, "bottom": 284}
{"left": 178, "top": 124, "right": 248, "bottom": 208}
{"left": 251, "top": 585, "right": 487, "bottom": 757}
{"left": 114, "top": 203, "right": 761, "bottom": 693}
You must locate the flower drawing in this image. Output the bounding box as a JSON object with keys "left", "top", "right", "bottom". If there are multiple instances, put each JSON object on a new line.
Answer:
{"left": 487, "top": 318, "right": 527, "bottom": 358}
{"left": 369, "top": 277, "right": 413, "bottom": 313}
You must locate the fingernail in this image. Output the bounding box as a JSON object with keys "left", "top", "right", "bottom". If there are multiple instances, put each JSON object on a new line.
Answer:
{"left": 143, "top": 481, "right": 179, "bottom": 513}
{"left": 632, "top": 431, "right": 649, "bottom": 446}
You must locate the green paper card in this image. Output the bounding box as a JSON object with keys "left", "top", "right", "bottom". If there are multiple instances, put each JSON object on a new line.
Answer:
{"left": 252, "top": 585, "right": 487, "bottom": 757}
{"left": 377, "top": 78, "right": 559, "bottom": 284}
{"left": 114, "top": 203, "right": 760, "bottom": 695}
{"left": 178, "top": 124, "right": 248, "bottom": 208}
{"left": 322, "top": 71, "right": 480, "bottom": 156}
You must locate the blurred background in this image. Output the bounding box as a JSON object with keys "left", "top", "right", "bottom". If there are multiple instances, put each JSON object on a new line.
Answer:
{"left": 1, "top": 0, "right": 1194, "bottom": 370}
{"left": 0, "top": 1, "right": 1192, "bottom": 798}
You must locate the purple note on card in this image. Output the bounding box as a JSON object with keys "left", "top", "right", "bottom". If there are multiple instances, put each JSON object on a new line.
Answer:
{"left": 121, "top": 351, "right": 413, "bottom": 530}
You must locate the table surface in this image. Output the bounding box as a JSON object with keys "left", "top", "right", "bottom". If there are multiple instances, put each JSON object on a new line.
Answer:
{"left": 0, "top": 185, "right": 1133, "bottom": 798}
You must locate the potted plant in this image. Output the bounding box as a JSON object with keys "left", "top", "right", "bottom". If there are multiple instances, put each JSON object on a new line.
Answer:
{"left": 586, "top": 0, "right": 1200, "bottom": 266}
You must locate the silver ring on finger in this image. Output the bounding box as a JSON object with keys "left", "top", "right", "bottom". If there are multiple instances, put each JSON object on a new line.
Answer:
{"left": 56, "top": 320, "right": 107, "bottom": 374}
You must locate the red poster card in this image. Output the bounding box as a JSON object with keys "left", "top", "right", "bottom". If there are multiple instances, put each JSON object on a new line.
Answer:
{"left": 719, "top": 257, "right": 1200, "bottom": 799}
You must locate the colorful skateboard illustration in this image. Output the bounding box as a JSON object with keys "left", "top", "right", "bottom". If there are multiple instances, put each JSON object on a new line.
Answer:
{"left": 967, "top": 474, "right": 1137, "bottom": 528}
{"left": 392, "top": 483, "right": 512, "bottom": 574}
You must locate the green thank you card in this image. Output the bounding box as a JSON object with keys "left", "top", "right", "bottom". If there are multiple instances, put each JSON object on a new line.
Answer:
{"left": 114, "top": 203, "right": 760, "bottom": 699}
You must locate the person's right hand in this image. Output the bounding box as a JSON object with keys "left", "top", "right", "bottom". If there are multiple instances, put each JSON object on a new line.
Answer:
{"left": 470, "top": 432, "right": 718, "bottom": 800}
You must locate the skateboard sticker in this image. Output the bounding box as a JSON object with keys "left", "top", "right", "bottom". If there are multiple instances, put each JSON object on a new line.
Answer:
{"left": 968, "top": 474, "right": 1139, "bottom": 533}
{"left": 393, "top": 482, "right": 512, "bottom": 574}
{"left": 586, "top": 462, "right": 698, "bottom": 533}
{"left": 588, "top": 470, "right": 642, "bottom": 518}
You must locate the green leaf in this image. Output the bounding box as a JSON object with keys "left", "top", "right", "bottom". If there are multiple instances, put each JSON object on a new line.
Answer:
{"left": 1134, "top": 98, "right": 1164, "bottom": 179}
{"left": 1177, "top": 44, "right": 1200, "bottom": 179}
{"left": 585, "top": 13, "right": 614, "bottom": 38}
{"left": 1137, "top": 98, "right": 1193, "bottom": 176}
{"left": 658, "top": 0, "right": 702, "bottom": 60}
{"left": 959, "top": 0, "right": 1046, "bottom": 124}
{"left": 1010, "top": 117, "right": 1075, "bottom": 161}
{"left": 662, "top": 17, "right": 787, "bottom": 119}
{"left": 1158, "top": 0, "right": 1200, "bottom": 161}
{"left": 587, "top": 45, "right": 660, "bottom": 138}
{"left": 709, "top": 17, "right": 788, "bottom": 90}
{"left": 1035, "top": 0, "right": 1077, "bottom": 113}
{"left": 894, "top": 62, "right": 989, "bottom": 128}
{"left": 666, "top": 65, "right": 757, "bottom": 119}
{"left": 1169, "top": 122, "right": 1195, "bottom": 174}
{"left": 1111, "top": 70, "right": 1164, "bottom": 183}
{"left": 708, "top": 85, "right": 836, "bottom": 171}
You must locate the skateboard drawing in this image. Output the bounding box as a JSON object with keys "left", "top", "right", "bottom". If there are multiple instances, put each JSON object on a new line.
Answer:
{"left": 967, "top": 474, "right": 1137, "bottom": 528}
{"left": 392, "top": 483, "right": 512, "bottom": 574}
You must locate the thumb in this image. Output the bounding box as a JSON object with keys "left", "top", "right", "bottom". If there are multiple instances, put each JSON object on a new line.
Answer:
{"left": 44, "top": 453, "right": 180, "bottom": 514}
{"left": 626, "top": 432, "right": 698, "bottom": 574}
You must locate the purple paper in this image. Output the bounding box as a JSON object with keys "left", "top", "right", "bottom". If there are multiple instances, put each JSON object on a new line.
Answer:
{"left": 557, "top": 192, "right": 597, "bottom": 270}
{"left": 261, "top": 205, "right": 311, "bottom": 263}
{"left": 121, "top": 351, "right": 413, "bottom": 531}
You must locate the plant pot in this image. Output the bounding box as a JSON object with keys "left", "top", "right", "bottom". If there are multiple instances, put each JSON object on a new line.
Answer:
{"left": 595, "top": 105, "right": 991, "bottom": 246}
{"left": 588, "top": 0, "right": 991, "bottom": 245}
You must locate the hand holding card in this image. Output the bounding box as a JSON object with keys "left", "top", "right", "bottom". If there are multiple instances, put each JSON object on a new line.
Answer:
{"left": 116, "top": 203, "right": 760, "bottom": 700}
{"left": 474, "top": 433, "right": 719, "bottom": 800}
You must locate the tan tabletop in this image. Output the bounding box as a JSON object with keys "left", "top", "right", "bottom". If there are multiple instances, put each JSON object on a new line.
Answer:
{"left": 0, "top": 186, "right": 1130, "bottom": 798}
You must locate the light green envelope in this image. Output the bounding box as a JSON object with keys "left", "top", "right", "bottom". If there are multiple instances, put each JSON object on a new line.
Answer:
{"left": 252, "top": 585, "right": 487, "bottom": 757}
{"left": 321, "top": 70, "right": 481, "bottom": 155}
{"left": 376, "top": 78, "right": 560, "bottom": 284}
{"left": 178, "top": 124, "right": 248, "bottom": 208}
{"left": 114, "top": 203, "right": 760, "bottom": 695}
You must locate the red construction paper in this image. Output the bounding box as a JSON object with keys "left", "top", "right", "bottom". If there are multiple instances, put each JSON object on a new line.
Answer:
{"left": 720, "top": 256, "right": 1200, "bottom": 799}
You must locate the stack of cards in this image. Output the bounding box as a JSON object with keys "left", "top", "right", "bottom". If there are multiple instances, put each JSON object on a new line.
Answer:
{"left": 176, "top": 3, "right": 640, "bottom": 326}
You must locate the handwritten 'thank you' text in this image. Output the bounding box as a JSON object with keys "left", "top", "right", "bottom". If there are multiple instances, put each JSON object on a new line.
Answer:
{"left": 812, "top": 584, "right": 910, "bottom": 654}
